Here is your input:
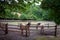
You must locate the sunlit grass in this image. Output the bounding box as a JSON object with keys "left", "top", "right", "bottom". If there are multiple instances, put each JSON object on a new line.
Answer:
{"left": 1, "top": 22, "right": 38, "bottom": 25}
{"left": 1, "top": 21, "right": 55, "bottom": 25}
{"left": 36, "top": 36, "right": 60, "bottom": 40}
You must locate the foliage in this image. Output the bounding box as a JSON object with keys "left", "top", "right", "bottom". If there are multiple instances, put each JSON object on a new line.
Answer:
{"left": 20, "top": 13, "right": 27, "bottom": 20}
{"left": 41, "top": 0, "right": 60, "bottom": 24}
{"left": 0, "top": 0, "right": 50, "bottom": 21}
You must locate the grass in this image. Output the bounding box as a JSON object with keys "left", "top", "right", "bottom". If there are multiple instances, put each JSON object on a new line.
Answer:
{"left": 1, "top": 22, "right": 39, "bottom": 25}
{"left": 35, "top": 36, "right": 60, "bottom": 40}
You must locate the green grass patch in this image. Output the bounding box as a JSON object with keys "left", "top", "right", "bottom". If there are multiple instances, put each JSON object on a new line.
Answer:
{"left": 1, "top": 22, "right": 39, "bottom": 25}
{"left": 36, "top": 36, "right": 60, "bottom": 40}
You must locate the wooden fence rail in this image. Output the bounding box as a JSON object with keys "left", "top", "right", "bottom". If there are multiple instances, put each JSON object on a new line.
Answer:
{"left": 19, "top": 23, "right": 57, "bottom": 37}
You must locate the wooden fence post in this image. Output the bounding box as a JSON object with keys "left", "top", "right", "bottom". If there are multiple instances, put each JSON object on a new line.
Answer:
{"left": 20, "top": 24, "right": 24, "bottom": 35}
{"left": 54, "top": 25, "right": 57, "bottom": 37}
{"left": 5, "top": 23, "right": 8, "bottom": 34}
{"left": 26, "top": 29, "right": 28, "bottom": 37}
{"left": 48, "top": 23, "right": 49, "bottom": 28}
{"left": 25, "top": 22, "right": 30, "bottom": 37}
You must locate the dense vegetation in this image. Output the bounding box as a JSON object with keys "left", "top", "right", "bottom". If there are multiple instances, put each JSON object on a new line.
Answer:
{"left": 0, "top": 0, "right": 60, "bottom": 24}
{"left": 41, "top": 0, "right": 60, "bottom": 24}
{"left": 0, "top": 0, "right": 49, "bottom": 20}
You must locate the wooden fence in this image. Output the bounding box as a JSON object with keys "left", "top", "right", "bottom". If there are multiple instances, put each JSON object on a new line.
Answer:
{"left": 0, "top": 23, "right": 8, "bottom": 34}
{"left": 19, "top": 23, "right": 57, "bottom": 37}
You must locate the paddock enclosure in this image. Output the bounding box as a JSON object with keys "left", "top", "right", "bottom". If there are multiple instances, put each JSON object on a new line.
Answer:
{"left": 0, "top": 20, "right": 58, "bottom": 37}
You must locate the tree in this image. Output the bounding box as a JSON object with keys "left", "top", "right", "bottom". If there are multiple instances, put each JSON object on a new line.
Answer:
{"left": 20, "top": 14, "right": 27, "bottom": 20}
{"left": 41, "top": 0, "right": 60, "bottom": 25}
{"left": 0, "top": 0, "right": 41, "bottom": 19}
